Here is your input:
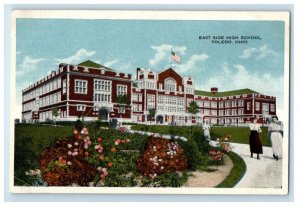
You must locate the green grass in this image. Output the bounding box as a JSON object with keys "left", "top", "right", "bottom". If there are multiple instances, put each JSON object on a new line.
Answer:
{"left": 211, "top": 127, "right": 271, "bottom": 147}
{"left": 131, "top": 125, "right": 271, "bottom": 147}
{"left": 14, "top": 124, "right": 73, "bottom": 186}
{"left": 216, "top": 151, "right": 247, "bottom": 188}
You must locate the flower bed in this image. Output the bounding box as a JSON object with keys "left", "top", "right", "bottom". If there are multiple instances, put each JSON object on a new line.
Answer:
{"left": 138, "top": 136, "right": 188, "bottom": 179}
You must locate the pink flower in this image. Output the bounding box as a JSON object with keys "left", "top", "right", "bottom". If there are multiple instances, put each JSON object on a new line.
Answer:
{"left": 68, "top": 151, "right": 72, "bottom": 155}
{"left": 97, "top": 167, "right": 103, "bottom": 171}
{"left": 87, "top": 140, "right": 92, "bottom": 145}
{"left": 67, "top": 161, "right": 72, "bottom": 165}
{"left": 115, "top": 141, "right": 119, "bottom": 146}
{"left": 126, "top": 138, "right": 131, "bottom": 143}
{"left": 74, "top": 142, "right": 79, "bottom": 146}
{"left": 84, "top": 144, "right": 88, "bottom": 149}
{"left": 67, "top": 144, "right": 72, "bottom": 148}
{"left": 73, "top": 130, "right": 78, "bottom": 135}
{"left": 95, "top": 145, "right": 100, "bottom": 150}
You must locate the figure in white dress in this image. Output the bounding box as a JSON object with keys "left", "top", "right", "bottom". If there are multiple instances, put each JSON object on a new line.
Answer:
{"left": 203, "top": 120, "right": 211, "bottom": 140}
{"left": 268, "top": 116, "right": 283, "bottom": 161}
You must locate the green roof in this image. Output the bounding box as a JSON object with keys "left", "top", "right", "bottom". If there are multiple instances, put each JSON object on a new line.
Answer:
{"left": 77, "top": 60, "right": 114, "bottom": 71}
{"left": 195, "top": 88, "right": 258, "bottom": 97}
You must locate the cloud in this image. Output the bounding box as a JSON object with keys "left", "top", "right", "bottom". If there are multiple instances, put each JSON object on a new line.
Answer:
{"left": 197, "top": 63, "right": 284, "bottom": 109}
{"left": 176, "top": 54, "right": 209, "bottom": 73}
{"left": 104, "top": 59, "right": 119, "bottom": 68}
{"left": 16, "top": 56, "right": 45, "bottom": 77}
{"left": 56, "top": 49, "right": 96, "bottom": 64}
{"left": 149, "top": 44, "right": 186, "bottom": 66}
{"left": 239, "top": 45, "right": 279, "bottom": 60}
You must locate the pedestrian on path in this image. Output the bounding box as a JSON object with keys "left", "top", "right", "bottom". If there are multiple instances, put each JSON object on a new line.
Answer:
{"left": 268, "top": 116, "right": 283, "bottom": 161}
{"left": 249, "top": 117, "right": 263, "bottom": 159}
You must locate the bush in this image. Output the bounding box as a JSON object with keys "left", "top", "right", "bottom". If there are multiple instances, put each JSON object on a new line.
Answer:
{"left": 192, "top": 131, "right": 211, "bottom": 155}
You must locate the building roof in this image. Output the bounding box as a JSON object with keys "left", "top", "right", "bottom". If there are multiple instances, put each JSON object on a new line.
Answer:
{"left": 77, "top": 60, "right": 114, "bottom": 71}
{"left": 195, "top": 88, "right": 258, "bottom": 97}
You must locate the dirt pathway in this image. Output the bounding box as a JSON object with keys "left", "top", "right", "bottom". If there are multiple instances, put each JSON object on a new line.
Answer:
{"left": 183, "top": 155, "right": 233, "bottom": 187}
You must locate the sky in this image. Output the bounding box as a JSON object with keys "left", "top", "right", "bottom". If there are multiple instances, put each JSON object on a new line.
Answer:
{"left": 15, "top": 18, "right": 286, "bottom": 119}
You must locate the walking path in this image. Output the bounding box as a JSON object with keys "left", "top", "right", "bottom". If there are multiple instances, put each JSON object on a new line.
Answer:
{"left": 230, "top": 142, "right": 282, "bottom": 188}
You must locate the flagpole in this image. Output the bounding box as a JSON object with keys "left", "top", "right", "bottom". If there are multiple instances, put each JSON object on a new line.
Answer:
{"left": 170, "top": 48, "right": 173, "bottom": 68}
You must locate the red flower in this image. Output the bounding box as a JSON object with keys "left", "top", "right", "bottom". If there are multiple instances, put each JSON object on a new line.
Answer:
{"left": 97, "top": 137, "right": 102, "bottom": 142}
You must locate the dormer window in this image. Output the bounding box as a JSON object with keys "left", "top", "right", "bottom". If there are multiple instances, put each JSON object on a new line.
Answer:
{"left": 164, "top": 78, "right": 176, "bottom": 93}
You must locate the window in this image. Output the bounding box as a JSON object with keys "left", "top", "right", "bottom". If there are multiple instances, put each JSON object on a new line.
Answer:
{"left": 132, "top": 104, "right": 138, "bottom": 112}
{"left": 132, "top": 94, "right": 138, "bottom": 102}
{"left": 178, "top": 86, "right": 182, "bottom": 93}
{"left": 225, "top": 101, "right": 231, "bottom": 108}
{"left": 211, "top": 102, "right": 217, "bottom": 108}
{"left": 178, "top": 98, "right": 184, "bottom": 106}
{"left": 75, "top": 80, "right": 87, "bottom": 94}
{"left": 247, "top": 102, "right": 251, "bottom": 110}
{"left": 94, "top": 93, "right": 111, "bottom": 103}
{"left": 238, "top": 100, "right": 244, "bottom": 107}
{"left": 94, "top": 79, "right": 111, "bottom": 92}
{"left": 232, "top": 101, "right": 237, "bottom": 107}
{"left": 138, "top": 104, "right": 142, "bottom": 111}
{"left": 158, "top": 96, "right": 164, "bottom": 104}
{"left": 270, "top": 104, "right": 275, "bottom": 112}
{"left": 77, "top": 104, "right": 86, "bottom": 111}
{"left": 204, "top": 101, "right": 210, "bottom": 108}
{"left": 62, "top": 79, "right": 67, "bottom": 94}
{"left": 117, "top": 85, "right": 127, "bottom": 96}
{"left": 232, "top": 109, "right": 237, "bottom": 115}
{"left": 138, "top": 94, "right": 143, "bottom": 102}
{"left": 239, "top": 108, "right": 244, "bottom": 115}
{"left": 164, "top": 78, "right": 176, "bottom": 92}
{"left": 255, "top": 102, "right": 260, "bottom": 111}
{"left": 147, "top": 95, "right": 155, "bottom": 103}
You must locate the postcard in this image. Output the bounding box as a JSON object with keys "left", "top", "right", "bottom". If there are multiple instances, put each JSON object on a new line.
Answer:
{"left": 10, "top": 10, "right": 290, "bottom": 194}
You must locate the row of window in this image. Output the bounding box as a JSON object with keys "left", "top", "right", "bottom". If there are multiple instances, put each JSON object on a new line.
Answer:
{"left": 94, "top": 93, "right": 111, "bottom": 103}
{"left": 75, "top": 79, "right": 128, "bottom": 96}
{"left": 94, "top": 79, "right": 111, "bottom": 92}
{"left": 40, "top": 92, "right": 61, "bottom": 107}
{"left": 132, "top": 104, "right": 143, "bottom": 112}
{"left": 219, "top": 109, "right": 244, "bottom": 116}
{"left": 132, "top": 93, "right": 143, "bottom": 102}
{"left": 157, "top": 95, "right": 185, "bottom": 106}
{"left": 23, "top": 78, "right": 61, "bottom": 102}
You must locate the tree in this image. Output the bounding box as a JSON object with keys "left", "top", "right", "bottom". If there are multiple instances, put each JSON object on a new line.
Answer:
{"left": 52, "top": 106, "right": 59, "bottom": 126}
{"left": 187, "top": 101, "right": 200, "bottom": 131}
{"left": 147, "top": 108, "right": 156, "bottom": 124}
{"left": 187, "top": 101, "right": 200, "bottom": 115}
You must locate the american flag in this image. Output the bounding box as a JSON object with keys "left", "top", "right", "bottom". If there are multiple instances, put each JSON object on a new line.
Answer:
{"left": 171, "top": 51, "right": 181, "bottom": 63}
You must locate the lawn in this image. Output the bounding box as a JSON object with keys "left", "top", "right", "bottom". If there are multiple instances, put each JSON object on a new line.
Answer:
{"left": 131, "top": 125, "right": 271, "bottom": 147}
{"left": 14, "top": 124, "right": 73, "bottom": 186}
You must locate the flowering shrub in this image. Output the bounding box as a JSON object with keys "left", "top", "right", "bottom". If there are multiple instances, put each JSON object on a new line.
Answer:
{"left": 209, "top": 134, "right": 231, "bottom": 166}
{"left": 209, "top": 149, "right": 225, "bottom": 165}
{"left": 216, "top": 133, "right": 232, "bottom": 153}
{"left": 137, "top": 136, "right": 188, "bottom": 179}
{"left": 38, "top": 127, "right": 97, "bottom": 186}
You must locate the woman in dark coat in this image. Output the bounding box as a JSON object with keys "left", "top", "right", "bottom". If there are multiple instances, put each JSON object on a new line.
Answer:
{"left": 249, "top": 117, "right": 263, "bottom": 159}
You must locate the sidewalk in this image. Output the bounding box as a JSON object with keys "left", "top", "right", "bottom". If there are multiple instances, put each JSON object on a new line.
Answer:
{"left": 230, "top": 143, "right": 282, "bottom": 188}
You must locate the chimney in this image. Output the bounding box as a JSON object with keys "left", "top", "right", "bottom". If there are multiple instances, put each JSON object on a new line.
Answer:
{"left": 211, "top": 87, "right": 218, "bottom": 94}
